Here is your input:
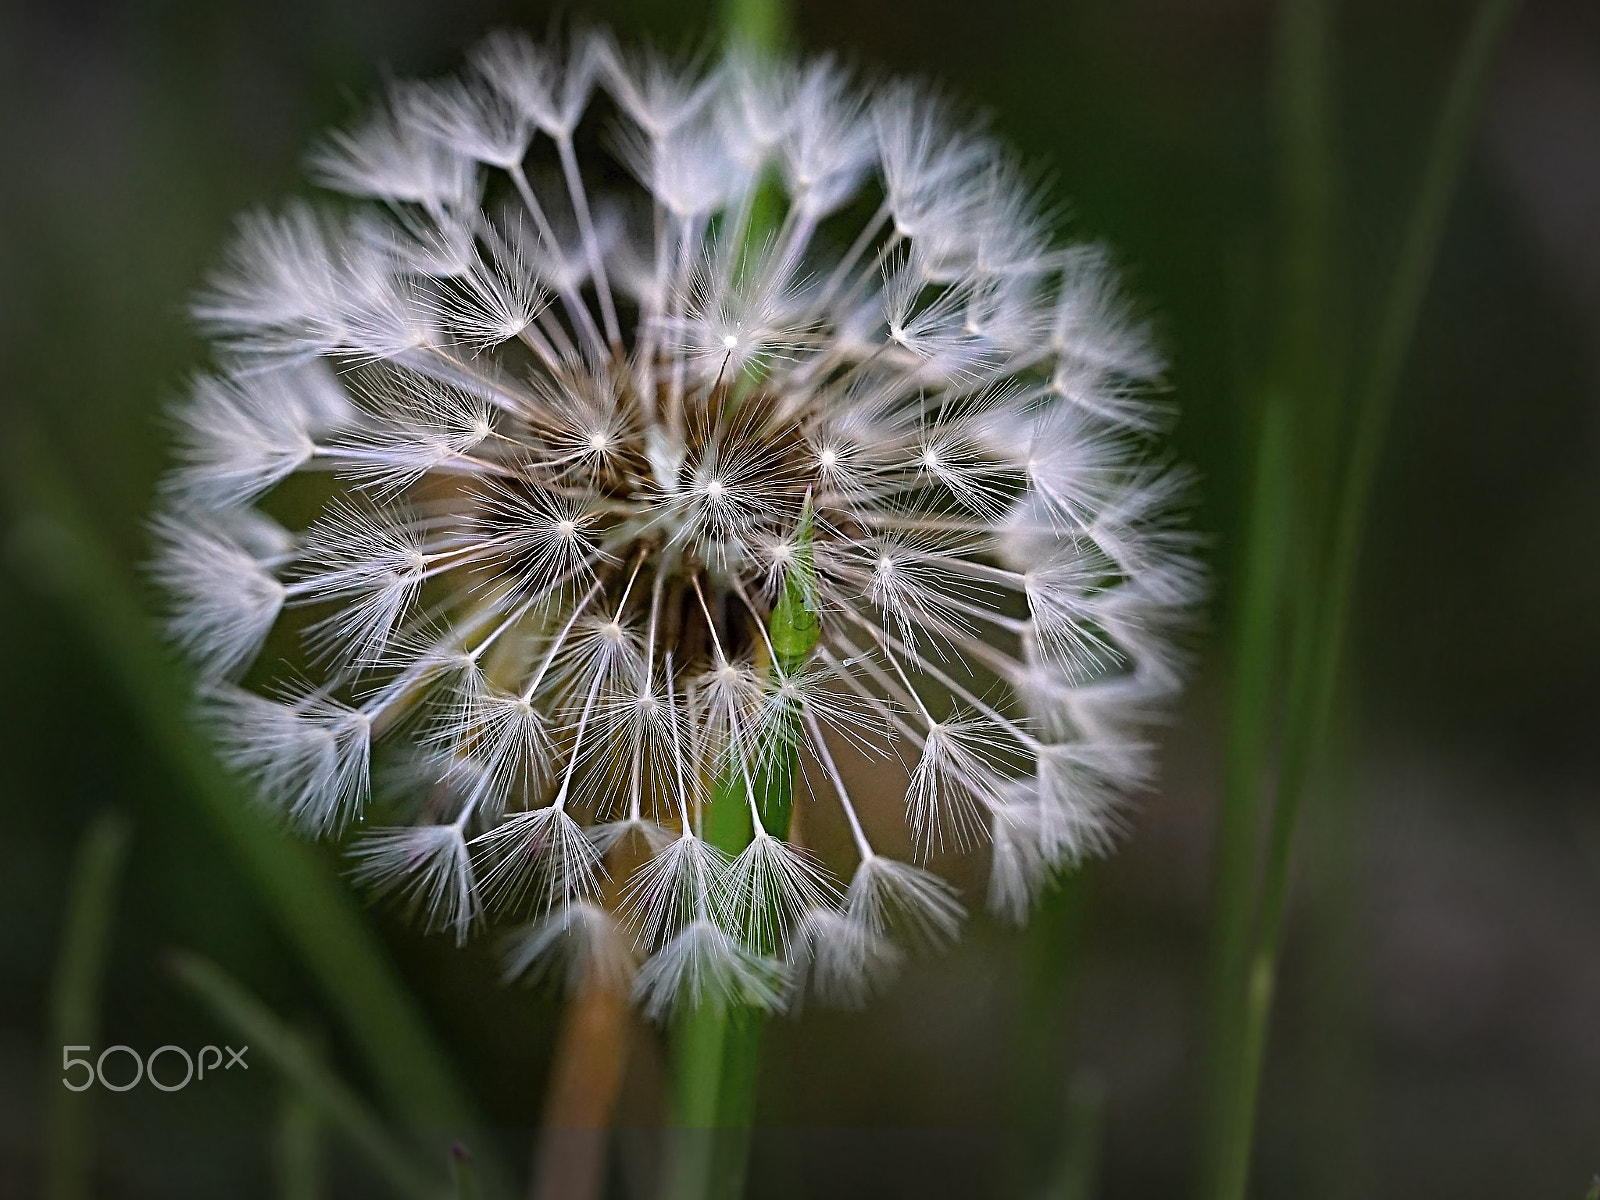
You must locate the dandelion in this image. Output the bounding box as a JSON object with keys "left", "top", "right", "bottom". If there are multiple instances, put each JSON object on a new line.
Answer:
{"left": 153, "top": 29, "right": 1201, "bottom": 1018}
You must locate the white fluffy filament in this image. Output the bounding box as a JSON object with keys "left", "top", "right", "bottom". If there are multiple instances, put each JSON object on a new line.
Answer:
{"left": 155, "top": 29, "right": 1200, "bottom": 1019}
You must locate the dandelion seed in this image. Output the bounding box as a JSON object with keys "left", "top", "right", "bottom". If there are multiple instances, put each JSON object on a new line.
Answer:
{"left": 154, "top": 30, "right": 1200, "bottom": 1016}
{"left": 349, "top": 823, "right": 480, "bottom": 944}
{"left": 725, "top": 830, "right": 840, "bottom": 954}
{"left": 786, "top": 904, "right": 902, "bottom": 1011}
{"left": 632, "top": 917, "right": 784, "bottom": 1021}
{"left": 151, "top": 509, "right": 289, "bottom": 681}
{"left": 502, "top": 900, "right": 636, "bottom": 996}
{"left": 846, "top": 853, "right": 967, "bottom": 950}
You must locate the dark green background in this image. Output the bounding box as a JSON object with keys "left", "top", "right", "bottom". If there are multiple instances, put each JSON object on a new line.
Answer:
{"left": 2, "top": 0, "right": 1597, "bottom": 1196}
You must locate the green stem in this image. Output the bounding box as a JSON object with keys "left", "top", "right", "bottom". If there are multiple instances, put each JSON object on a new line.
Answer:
{"left": 45, "top": 811, "right": 131, "bottom": 1200}
{"left": 668, "top": 504, "right": 816, "bottom": 1200}
{"left": 1207, "top": 2, "right": 1519, "bottom": 1197}
{"left": 663, "top": 787, "right": 774, "bottom": 1200}
{"left": 665, "top": 12, "right": 791, "bottom": 1197}
{"left": 666, "top": 772, "right": 761, "bottom": 1200}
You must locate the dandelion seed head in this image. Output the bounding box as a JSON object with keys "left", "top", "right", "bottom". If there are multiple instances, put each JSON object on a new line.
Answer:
{"left": 154, "top": 30, "right": 1200, "bottom": 1017}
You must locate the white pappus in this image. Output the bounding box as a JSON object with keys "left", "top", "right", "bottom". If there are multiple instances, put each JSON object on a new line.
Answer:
{"left": 152, "top": 28, "right": 1202, "bottom": 1018}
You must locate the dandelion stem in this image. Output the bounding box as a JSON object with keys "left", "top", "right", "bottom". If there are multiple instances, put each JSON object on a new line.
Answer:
{"left": 668, "top": 502, "right": 816, "bottom": 1200}
{"left": 44, "top": 811, "right": 131, "bottom": 1200}
{"left": 666, "top": 766, "right": 758, "bottom": 1200}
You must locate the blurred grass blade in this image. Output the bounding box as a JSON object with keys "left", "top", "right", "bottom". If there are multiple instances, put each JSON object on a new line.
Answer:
{"left": 171, "top": 951, "right": 445, "bottom": 1200}
{"left": 279, "top": 1068, "right": 324, "bottom": 1200}
{"left": 1008, "top": 868, "right": 1088, "bottom": 1198}
{"left": 450, "top": 1144, "right": 482, "bottom": 1200}
{"left": 1201, "top": 393, "right": 1293, "bottom": 1137}
{"left": 1044, "top": 1071, "right": 1106, "bottom": 1200}
{"left": 1207, "top": 2, "right": 1522, "bottom": 1197}
{"left": 1311, "top": 0, "right": 1523, "bottom": 747}
{"left": 1202, "top": 0, "right": 1336, "bottom": 1183}
{"left": 45, "top": 810, "right": 131, "bottom": 1200}
{"left": 0, "top": 422, "right": 491, "bottom": 1154}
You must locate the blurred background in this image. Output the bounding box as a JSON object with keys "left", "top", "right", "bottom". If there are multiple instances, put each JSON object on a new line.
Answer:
{"left": 1, "top": 0, "right": 1597, "bottom": 1196}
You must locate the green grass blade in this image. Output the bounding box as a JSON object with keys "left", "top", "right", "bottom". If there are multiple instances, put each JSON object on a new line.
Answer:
{"left": 171, "top": 952, "right": 446, "bottom": 1200}
{"left": 1202, "top": 0, "right": 1337, "bottom": 1186}
{"left": 1044, "top": 1072, "right": 1107, "bottom": 1200}
{"left": 450, "top": 1144, "right": 483, "bottom": 1200}
{"left": 1207, "top": 2, "right": 1521, "bottom": 1197}
{"left": 0, "top": 423, "right": 490, "bottom": 1152}
{"left": 278, "top": 1067, "right": 324, "bottom": 1200}
{"left": 44, "top": 810, "right": 132, "bottom": 1200}
{"left": 1008, "top": 868, "right": 1089, "bottom": 1198}
{"left": 1308, "top": 0, "right": 1522, "bottom": 759}
{"left": 1199, "top": 391, "right": 1294, "bottom": 1174}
